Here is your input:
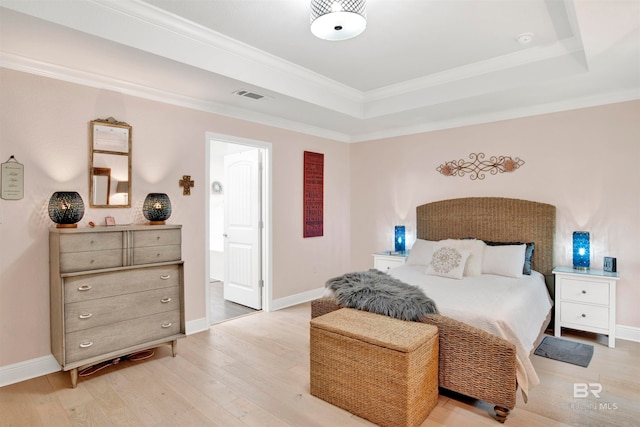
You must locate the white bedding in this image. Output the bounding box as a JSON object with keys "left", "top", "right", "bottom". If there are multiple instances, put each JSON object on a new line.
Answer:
{"left": 389, "top": 264, "right": 553, "bottom": 399}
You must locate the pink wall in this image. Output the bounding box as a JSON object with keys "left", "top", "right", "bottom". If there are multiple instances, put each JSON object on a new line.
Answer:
{"left": 1, "top": 67, "right": 638, "bottom": 372}
{"left": 349, "top": 101, "right": 640, "bottom": 328}
{"left": 0, "top": 69, "right": 351, "bottom": 367}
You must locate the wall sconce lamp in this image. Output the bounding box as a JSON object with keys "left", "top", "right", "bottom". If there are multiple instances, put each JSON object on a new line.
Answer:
{"left": 395, "top": 225, "right": 406, "bottom": 253}
{"left": 143, "top": 193, "right": 172, "bottom": 225}
{"left": 48, "top": 191, "right": 85, "bottom": 228}
{"left": 573, "top": 231, "right": 590, "bottom": 270}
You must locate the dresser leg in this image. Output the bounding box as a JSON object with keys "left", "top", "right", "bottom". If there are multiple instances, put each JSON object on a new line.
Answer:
{"left": 171, "top": 340, "right": 178, "bottom": 357}
{"left": 70, "top": 368, "right": 78, "bottom": 388}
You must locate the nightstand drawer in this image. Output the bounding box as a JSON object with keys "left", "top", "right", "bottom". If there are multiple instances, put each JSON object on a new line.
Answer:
{"left": 559, "top": 278, "right": 609, "bottom": 305}
{"left": 375, "top": 258, "right": 405, "bottom": 272}
{"left": 560, "top": 301, "right": 609, "bottom": 329}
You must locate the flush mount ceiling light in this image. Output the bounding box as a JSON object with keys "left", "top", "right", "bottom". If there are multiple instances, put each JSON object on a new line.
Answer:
{"left": 310, "top": 0, "right": 367, "bottom": 41}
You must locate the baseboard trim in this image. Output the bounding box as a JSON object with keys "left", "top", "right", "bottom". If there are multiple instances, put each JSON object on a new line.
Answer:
{"left": 271, "top": 287, "right": 325, "bottom": 311}
{"left": 616, "top": 324, "right": 640, "bottom": 343}
{"left": 0, "top": 355, "right": 60, "bottom": 388}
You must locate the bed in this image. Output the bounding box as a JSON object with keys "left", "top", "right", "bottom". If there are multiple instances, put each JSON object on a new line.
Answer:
{"left": 311, "top": 197, "right": 555, "bottom": 423}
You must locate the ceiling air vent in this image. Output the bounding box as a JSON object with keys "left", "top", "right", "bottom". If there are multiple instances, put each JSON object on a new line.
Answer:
{"left": 233, "top": 89, "right": 266, "bottom": 100}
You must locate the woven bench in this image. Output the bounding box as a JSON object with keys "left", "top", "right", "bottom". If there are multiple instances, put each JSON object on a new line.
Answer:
{"left": 310, "top": 308, "right": 439, "bottom": 427}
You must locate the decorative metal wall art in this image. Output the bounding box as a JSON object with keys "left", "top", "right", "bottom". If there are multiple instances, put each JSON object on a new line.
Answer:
{"left": 436, "top": 152, "right": 525, "bottom": 180}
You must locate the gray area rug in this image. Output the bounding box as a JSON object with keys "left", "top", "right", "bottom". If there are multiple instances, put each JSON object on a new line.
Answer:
{"left": 534, "top": 336, "right": 594, "bottom": 367}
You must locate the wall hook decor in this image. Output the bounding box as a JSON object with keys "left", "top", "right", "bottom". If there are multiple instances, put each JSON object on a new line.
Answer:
{"left": 179, "top": 175, "right": 195, "bottom": 195}
{"left": 436, "top": 152, "right": 524, "bottom": 180}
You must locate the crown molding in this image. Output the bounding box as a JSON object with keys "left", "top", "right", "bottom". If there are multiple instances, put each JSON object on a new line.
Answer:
{"left": 4, "top": 51, "right": 638, "bottom": 144}
{"left": 0, "top": 52, "right": 351, "bottom": 143}
{"left": 351, "top": 88, "right": 640, "bottom": 143}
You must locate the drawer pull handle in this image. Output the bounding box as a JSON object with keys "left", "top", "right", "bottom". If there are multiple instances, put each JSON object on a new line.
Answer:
{"left": 78, "top": 313, "right": 92, "bottom": 319}
{"left": 582, "top": 290, "right": 587, "bottom": 294}
{"left": 78, "top": 285, "right": 92, "bottom": 291}
{"left": 160, "top": 274, "right": 171, "bottom": 280}
{"left": 79, "top": 341, "right": 93, "bottom": 348}
{"left": 581, "top": 314, "right": 586, "bottom": 318}
{"left": 161, "top": 322, "right": 172, "bottom": 328}
{"left": 161, "top": 297, "right": 172, "bottom": 303}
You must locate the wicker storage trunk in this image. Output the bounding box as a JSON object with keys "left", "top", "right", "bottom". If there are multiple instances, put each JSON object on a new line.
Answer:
{"left": 310, "top": 308, "right": 438, "bottom": 427}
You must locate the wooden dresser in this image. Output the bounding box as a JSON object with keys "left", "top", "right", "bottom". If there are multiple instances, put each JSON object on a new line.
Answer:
{"left": 49, "top": 224, "right": 185, "bottom": 387}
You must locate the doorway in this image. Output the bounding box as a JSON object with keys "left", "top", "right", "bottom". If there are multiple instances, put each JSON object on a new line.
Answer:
{"left": 206, "top": 134, "right": 271, "bottom": 325}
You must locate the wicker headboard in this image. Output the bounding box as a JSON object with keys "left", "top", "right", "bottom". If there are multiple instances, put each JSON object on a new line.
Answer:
{"left": 416, "top": 197, "right": 556, "bottom": 275}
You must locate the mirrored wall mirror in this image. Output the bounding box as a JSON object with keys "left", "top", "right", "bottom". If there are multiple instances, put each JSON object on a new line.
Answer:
{"left": 89, "top": 118, "right": 132, "bottom": 208}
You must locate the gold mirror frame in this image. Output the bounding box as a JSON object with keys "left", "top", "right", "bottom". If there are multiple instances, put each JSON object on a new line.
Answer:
{"left": 89, "top": 117, "right": 132, "bottom": 208}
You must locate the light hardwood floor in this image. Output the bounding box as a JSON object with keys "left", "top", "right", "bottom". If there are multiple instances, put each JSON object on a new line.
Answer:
{"left": 1, "top": 303, "right": 638, "bottom": 427}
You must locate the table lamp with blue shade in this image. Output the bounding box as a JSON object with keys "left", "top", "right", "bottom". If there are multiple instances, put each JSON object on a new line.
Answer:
{"left": 395, "top": 225, "right": 405, "bottom": 252}
{"left": 573, "top": 231, "right": 590, "bottom": 270}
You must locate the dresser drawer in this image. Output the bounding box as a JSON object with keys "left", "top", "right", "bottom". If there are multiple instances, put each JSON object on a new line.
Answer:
{"left": 65, "top": 310, "right": 181, "bottom": 364}
{"left": 59, "top": 232, "right": 122, "bottom": 253}
{"left": 133, "top": 245, "right": 181, "bottom": 265}
{"left": 133, "top": 229, "right": 181, "bottom": 248}
{"left": 559, "top": 278, "right": 609, "bottom": 305}
{"left": 559, "top": 301, "right": 609, "bottom": 329}
{"left": 60, "top": 249, "right": 124, "bottom": 273}
{"left": 64, "top": 264, "right": 181, "bottom": 303}
{"left": 65, "top": 286, "right": 180, "bottom": 333}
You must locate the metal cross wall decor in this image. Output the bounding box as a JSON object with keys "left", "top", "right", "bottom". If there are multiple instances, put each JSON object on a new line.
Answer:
{"left": 179, "top": 175, "right": 195, "bottom": 195}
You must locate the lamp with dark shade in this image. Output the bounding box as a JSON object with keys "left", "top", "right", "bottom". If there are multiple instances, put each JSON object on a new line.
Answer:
{"left": 143, "top": 193, "right": 171, "bottom": 225}
{"left": 48, "top": 191, "right": 85, "bottom": 228}
{"left": 116, "top": 181, "right": 129, "bottom": 204}
{"left": 573, "top": 231, "right": 590, "bottom": 270}
{"left": 395, "top": 225, "right": 405, "bottom": 253}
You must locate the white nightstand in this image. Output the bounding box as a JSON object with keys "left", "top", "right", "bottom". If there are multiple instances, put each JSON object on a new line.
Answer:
{"left": 372, "top": 252, "right": 408, "bottom": 272}
{"left": 553, "top": 266, "right": 619, "bottom": 348}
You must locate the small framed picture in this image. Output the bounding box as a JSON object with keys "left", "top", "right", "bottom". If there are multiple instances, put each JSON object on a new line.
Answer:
{"left": 105, "top": 216, "right": 116, "bottom": 226}
{"left": 603, "top": 257, "right": 617, "bottom": 273}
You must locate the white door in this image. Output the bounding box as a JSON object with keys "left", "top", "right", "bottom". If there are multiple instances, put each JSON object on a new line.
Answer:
{"left": 223, "top": 149, "right": 262, "bottom": 309}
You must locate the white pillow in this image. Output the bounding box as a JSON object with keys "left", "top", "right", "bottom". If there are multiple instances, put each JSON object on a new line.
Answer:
{"left": 482, "top": 244, "right": 526, "bottom": 278}
{"left": 426, "top": 245, "right": 471, "bottom": 279}
{"left": 406, "top": 239, "right": 437, "bottom": 266}
{"left": 438, "top": 239, "right": 486, "bottom": 276}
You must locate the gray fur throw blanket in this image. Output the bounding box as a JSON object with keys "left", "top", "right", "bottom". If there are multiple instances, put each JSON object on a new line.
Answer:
{"left": 325, "top": 269, "right": 438, "bottom": 321}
